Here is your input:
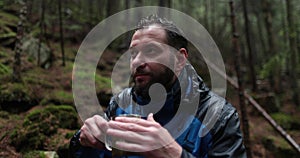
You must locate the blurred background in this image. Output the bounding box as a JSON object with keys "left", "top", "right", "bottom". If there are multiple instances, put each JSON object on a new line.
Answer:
{"left": 0, "top": 0, "right": 299, "bottom": 157}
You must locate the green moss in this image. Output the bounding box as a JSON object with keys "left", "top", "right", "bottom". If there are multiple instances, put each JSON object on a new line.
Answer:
{"left": 40, "top": 90, "right": 73, "bottom": 105}
{"left": 262, "top": 135, "right": 298, "bottom": 158}
{"left": 95, "top": 74, "right": 111, "bottom": 90}
{"left": 0, "top": 50, "right": 9, "bottom": 58}
{"left": 0, "top": 111, "right": 9, "bottom": 119}
{"left": 23, "top": 150, "right": 46, "bottom": 158}
{"left": 271, "top": 113, "right": 299, "bottom": 130}
{"left": 0, "top": 82, "right": 31, "bottom": 102}
{"left": 23, "top": 76, "right": 54, "bottom": 89}
{"left": 0, "top": 63, "right": 11, "bottom": 75}
{"left": 11, "top": 105, "right": 79, "bottom": 151}
{"left": 0, "top": 82, "right": 36, "bottom": 112}
{"left": 65, "top": 131, "right": 76, "bottom": 139}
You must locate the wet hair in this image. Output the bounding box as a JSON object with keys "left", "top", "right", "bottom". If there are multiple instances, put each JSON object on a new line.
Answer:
{"left": 136, "top": 14, "right": 188, "bottom": 52}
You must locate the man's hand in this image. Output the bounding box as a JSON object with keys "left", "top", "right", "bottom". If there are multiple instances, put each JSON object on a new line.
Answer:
{"left": 107, "top": 113, "right": 182, "bottom": 158}
{"left": 79, "top": 115, "right": 108, "bottom": 150}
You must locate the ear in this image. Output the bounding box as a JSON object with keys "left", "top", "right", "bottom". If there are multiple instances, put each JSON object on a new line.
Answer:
{"left": 175, "top": 48, "right": 188, "bottom": 75}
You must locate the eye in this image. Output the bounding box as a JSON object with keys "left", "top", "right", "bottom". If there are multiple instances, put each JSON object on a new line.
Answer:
{"left": 143, "top": 45, "right": 160, "bottom": 55}
{"left": 130, "top": 49, "right": 138, "bottom": 58}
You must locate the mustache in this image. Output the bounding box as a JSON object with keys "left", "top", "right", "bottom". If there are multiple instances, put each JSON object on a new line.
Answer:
{"left": 132, "top": 67, "right": 152, "bottom": 78}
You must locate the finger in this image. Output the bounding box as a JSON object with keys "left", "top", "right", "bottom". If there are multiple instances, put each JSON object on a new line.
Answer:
{"left": 114, "top": 117, "right": 159, "bottom": 127}
{"left": 147, "top": 113, "right": 155, "bottom": 122}
{"left": 85, "top": 115, "right": 107, "bottom": 142}
{"left": 115, "top": 140, "right": 150, "bottom": 152}
{"left": 107, "top": 128, "right": 150, "bottom": 144}
{"left": 80, "top": 125, "right": 97, "bottom": 146}
{"left": 80, "top": 125, "right": 105, "bottom": 149}
{"left": 108, "top": 120, "right": 149, "bottom": 132}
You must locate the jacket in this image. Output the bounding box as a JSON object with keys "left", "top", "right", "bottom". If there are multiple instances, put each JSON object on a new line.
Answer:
{"left": 69, "top": 64, "right": 247, "bottom": 158}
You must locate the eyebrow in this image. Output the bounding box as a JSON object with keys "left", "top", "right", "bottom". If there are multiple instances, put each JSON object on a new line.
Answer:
{"left": 129, "top": 42, "right": 161, "bottom": 50}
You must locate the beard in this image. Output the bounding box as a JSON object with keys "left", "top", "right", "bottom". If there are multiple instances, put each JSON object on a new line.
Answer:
{"left": 132, "top": 66, "right": 175, "bottom": 99}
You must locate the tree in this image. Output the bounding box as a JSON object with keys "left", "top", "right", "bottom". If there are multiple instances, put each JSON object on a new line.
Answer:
{"left": 58, "top": 0, "right": 65, "bottom": 66}
{"left": 261, "top": 0, "right": 281, "bottom": 93}
{"left": 285, "top": 0, "right": 299, "bottom": 105}
{"left": 229, "top": 1, "right": 252, "bottom": 157}
{"left": 242, "top": 0, "right": 257, "bottom": 92}
{"left": 38, "top": 0, "right": 46, "bottom": 66}
{"left": 13, "top": 0, "right": 27, "bottom": 82}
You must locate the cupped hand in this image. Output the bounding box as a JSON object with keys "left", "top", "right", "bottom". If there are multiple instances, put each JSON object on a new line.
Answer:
{"left": 79, "top": 115, "right": 108, "bottom": 150}
{"left": 107, "top": 113, "right": 182, "bottom": 158}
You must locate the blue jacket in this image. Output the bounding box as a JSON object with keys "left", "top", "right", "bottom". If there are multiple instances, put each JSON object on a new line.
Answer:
{"left": 69, "top": 64, "right": 246, "bottom": 158}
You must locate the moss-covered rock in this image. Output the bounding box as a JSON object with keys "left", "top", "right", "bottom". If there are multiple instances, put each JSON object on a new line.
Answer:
{"left": 10, "top": 105, "right": 79, "bottom": 151}
{"left": 0, "top": 82, "right": 36, "bottom": 113}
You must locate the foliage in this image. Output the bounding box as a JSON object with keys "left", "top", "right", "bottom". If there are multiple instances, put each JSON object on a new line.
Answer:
{"left": 0, "top": 63, "right": 12, "bottom": 75}
{"left": 259, "top": 53, "right": 286, "bottom": 79}
{"left": 0, "top": 11, "right": 18, "bottom": 46}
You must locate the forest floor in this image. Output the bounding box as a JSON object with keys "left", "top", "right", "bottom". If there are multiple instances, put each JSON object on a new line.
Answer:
{"left": 0, "top": 44, "right": 299, "bottom": 158}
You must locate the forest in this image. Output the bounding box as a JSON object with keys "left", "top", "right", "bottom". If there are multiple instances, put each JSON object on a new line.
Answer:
{"left": 0, "top": 0, "right": 299, "bottom": 157}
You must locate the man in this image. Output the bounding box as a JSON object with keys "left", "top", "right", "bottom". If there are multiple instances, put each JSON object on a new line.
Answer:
{"left": 70, "top": 15, "right": 246, "bottom": 158}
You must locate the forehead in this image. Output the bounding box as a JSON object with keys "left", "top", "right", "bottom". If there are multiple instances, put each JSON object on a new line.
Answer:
{"left": 130, "top": 25, "right": 167, "bottom": 48}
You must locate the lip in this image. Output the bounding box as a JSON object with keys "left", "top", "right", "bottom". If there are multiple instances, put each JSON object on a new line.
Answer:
{"left": 134, "top": 73, "right": 151, "bottom": 81}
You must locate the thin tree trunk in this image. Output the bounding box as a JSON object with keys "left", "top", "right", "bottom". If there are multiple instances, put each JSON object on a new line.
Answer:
{"left": 124, "top": 0, "right": 130, "bottom": 46}
{"left": 158, "top": 0, "right": 171, "bottom": 17}
{"left": 286, "top": 0, "right": 299, "bottom": 105}
{"left": 13, "top": 1, "right": 27, "bottom": 82}
{"left": 58, "top": 0, "right": 65, "bottom": 66}
{"left": 281, "top": 0, "right": 290, "bottom": 74}
{"left": 204, "top": 0, "right": 210, "bottom": 31}
{"left": 242, "top": 0, "right": 257, "bottom": 91}
{"left": 106, "top": 0, "right": 119, "bottom": 17}
{"left": 229, "top": 1, "right": 252, "bottom": 157}
{"left": 211, "top": 0, "right": 216, "bottom": 35}
{"left": 261, "top": 0, "right": 275, "bottom": 59}
{"left": 254, "top": 10, "right": 267, "bottom": 66}
{"left": 261, "top": 0, "right": 281, "bottom": 93}
{"left": 38, "top": 0, "right": 45, "bottom": 66}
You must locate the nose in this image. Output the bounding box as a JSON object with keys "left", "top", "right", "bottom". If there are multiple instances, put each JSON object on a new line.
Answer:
{"left": 131, "top": 51, "right": 147, "bottom": 70}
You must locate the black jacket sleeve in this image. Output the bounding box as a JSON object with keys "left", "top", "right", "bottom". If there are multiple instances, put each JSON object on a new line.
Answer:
{"left": 181, "top": 148, "right": 196, "bottom": 158}
{"left": 208, "top": 105, "right": 247, "bottom": 158}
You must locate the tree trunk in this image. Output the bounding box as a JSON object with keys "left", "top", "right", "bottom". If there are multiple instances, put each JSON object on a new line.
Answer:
{"left": 229, "top": 1, "right": 252, "bottom": 157}
{"left": 204, "top": 0, "right": 210, "bottom": 31}
{"left": 58, "top": 0, "right": 65, "bottom": 66}
{"left": 106, "top": 0, "right": 119, "bottom": 17}
{"left": 242, "top": 0, "right": 257, "bottom": 91}
{"left": 285, "top": 0, "right": 299, "bottom": 105}
{"left": 281, "top": 0, "right": 290, "bottom": 74}
{"left": 253, "top": 10, "right": 267, "bottom": 66}
{"left": 38, "top": 0, "right": 46, "bottom": 66}
{"left": 261, "top": 0, "right": 281, "bottom": 93}
{"left": 13, "top": 1, "right": 27, "bottom": 82}
{"left": 158, "top": 0, "right": 171, "bottom": 17}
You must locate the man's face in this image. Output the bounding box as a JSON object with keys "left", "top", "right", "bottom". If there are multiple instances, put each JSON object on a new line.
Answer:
{"left": 129, "top": 25, "right": 176, "bottom": 97}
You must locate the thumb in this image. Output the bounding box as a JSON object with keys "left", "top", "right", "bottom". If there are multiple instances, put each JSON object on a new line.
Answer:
{"left": 147, "top": 113, "right": 155, "bottom": 122}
